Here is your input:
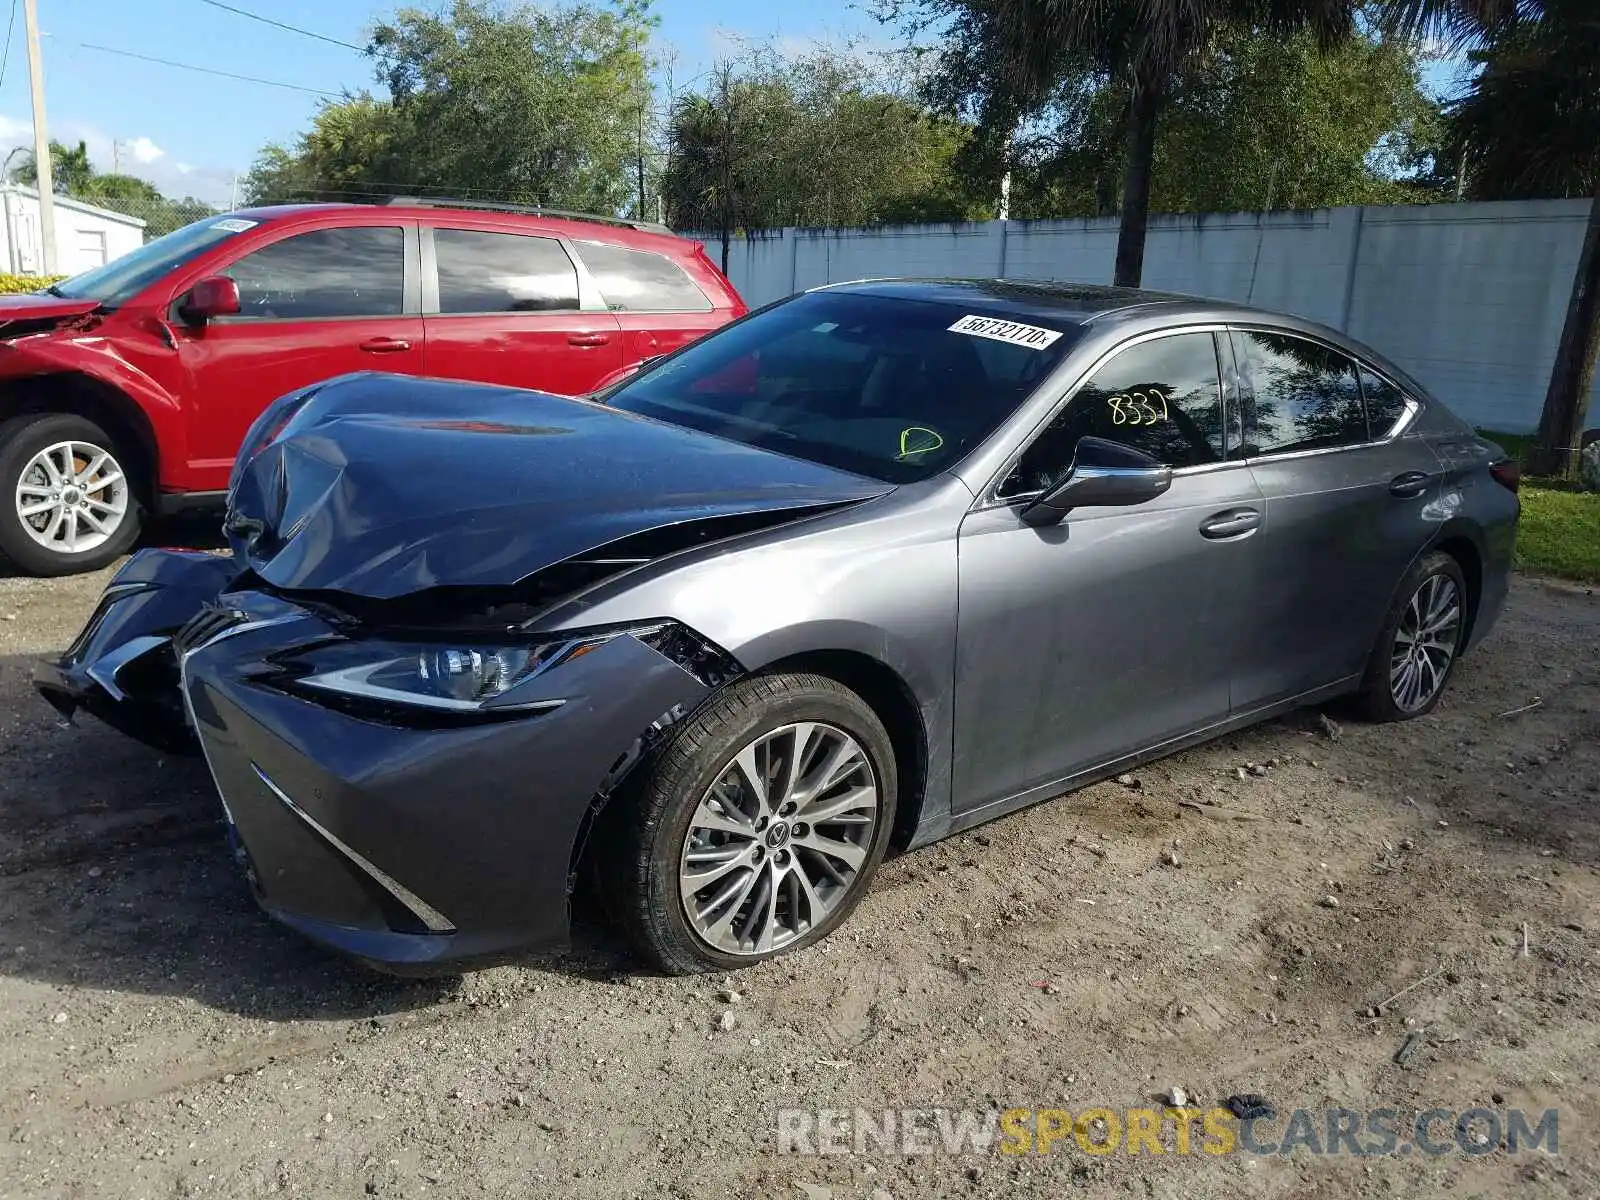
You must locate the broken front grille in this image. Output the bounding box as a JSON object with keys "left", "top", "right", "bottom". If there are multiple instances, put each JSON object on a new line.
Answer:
{"left": 172, "top": 605, "right": 247, "bottom": 658}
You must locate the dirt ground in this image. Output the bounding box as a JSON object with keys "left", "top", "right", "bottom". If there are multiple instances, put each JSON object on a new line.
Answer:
{"left": 0, "top": 537, "right": 1596, "bottom": 1199}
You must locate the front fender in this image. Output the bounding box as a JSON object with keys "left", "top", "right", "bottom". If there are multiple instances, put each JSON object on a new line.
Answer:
{"left": 0, "top": 331, "right": 188, "bottom": 484}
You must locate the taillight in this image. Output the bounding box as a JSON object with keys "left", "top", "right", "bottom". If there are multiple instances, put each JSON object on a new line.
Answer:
{"left": 1489, "top": 459, "right": 1520, "bottom": 493}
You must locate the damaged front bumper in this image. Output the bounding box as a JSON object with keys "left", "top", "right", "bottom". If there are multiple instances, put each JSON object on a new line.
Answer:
{"left": 33, "top": 549, "right": 239, "bottom": 753}
{"left": 37, "top": 548, "right": 733, "bottom": 971}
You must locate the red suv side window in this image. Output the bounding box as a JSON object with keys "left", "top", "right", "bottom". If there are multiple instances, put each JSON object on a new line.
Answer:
{"left": 225, "top": 227, "right": 407, "bottom": 319}
{"left": 434, "top": 229, "right": 580, "bottom": 314}
{"left": 571, "top": 241, "right": 712, "bottom": 313}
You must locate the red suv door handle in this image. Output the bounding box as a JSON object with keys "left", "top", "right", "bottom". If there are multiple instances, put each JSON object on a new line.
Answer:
{"left": 567, "top": 332, "right": 612, "bottom": 348}
{"left": 359, "top": 337, "right": 412, "bottom": 353}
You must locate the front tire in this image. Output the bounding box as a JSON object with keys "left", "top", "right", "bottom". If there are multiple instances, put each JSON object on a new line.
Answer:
{"left": 609, "top": 672, "right": 898, "bottom": 975}
{"left": 1357, "top": 551, "right": 1467, "bottom": 722}
{"left": 0, "top": 413, "right": 142, "bottom": 576}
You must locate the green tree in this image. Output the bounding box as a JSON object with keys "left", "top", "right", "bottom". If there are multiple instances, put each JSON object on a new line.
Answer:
{"left": 242, "top": 96, "right": 408, "bottom": 204}
{"left": 9, "top": 139, "right": 95, "bottom": 194}
{"left": 1380, "top": 0, "right": 1600, "bottom": 475}
{"left": 999, "top": 25, "right": 1442, "bottom": 218}
{"left": 370, "top": 0, "right": 655, "bottom": 211}
{"left": 661, "top": 43, "right": 989, "bottom": 266}
{"left": 882, "top": 0, "right": 1357, "bottom": 286}
{"left": 6, "top": 141, "right": 219, "bottom": 237}
{"left": 244, "top": 1, "right": 656, "bottom": 213}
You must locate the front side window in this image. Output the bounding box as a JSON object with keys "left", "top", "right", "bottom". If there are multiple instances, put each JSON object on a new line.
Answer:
{"left": 1235, "top": 330, "right": 1367, "bottom": 456}
{"left": 999, "top": 332, "right": 1225, "bottom": 498}
{"left": 434, "top": 229, "right": 579, "bottom": 313}
{"left": 223, "top": 227, "right": 405, "bottom": 319}
{"left": 604, "top": 290, "right": 1078, "bottom": 482}
{"left": 573, "top": 241, "right": 712, "bottom": 312}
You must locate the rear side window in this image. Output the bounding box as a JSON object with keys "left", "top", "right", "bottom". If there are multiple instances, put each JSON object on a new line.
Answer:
{"left": 1234, "top": 331, "right": 1367, "bottom": 456}
{"left": 1000, "top": 332, "right": 1224, "bottom": 497}
{"left": 434, "top": 229, "right": 579, "bottom": 313}
{"left": 572, "top": 241, "right": 712, "bottom": 312}
{"left": 1358, "top": 365, "right": 1412, "bottom": 436}
{"left": 224, "top": 227, "right": 404, "bottom": 319}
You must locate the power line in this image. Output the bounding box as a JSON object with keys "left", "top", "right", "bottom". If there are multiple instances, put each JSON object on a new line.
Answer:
{"left": 196, "top": 0, "right": 366, "bottom": 54}
{"left": 78, "top": 43, "right": 343, "bottom": 97}
{"left": 0, "top": 0, "right": 15, "bottom": 91}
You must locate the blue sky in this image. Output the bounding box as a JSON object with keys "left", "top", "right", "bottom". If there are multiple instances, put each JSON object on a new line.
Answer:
{"left": 3, "top": 0, "right": 879, "bottom": 206}
{"left": 5, "top": 0, "right": 1462, "bottom": 210}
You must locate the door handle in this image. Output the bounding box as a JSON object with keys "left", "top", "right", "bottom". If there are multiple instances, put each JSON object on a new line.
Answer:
{"left": 1389, "top": 471, "right": 1435, "bottom": 499}
{"left": 567, "top": 332, "right": 612, "bottom": 348}
{"left": 1199, "top": 508, "right": 1262, "bottom": 539}
{"left": 358, "top": 337, "right": 411, "bottom": 353}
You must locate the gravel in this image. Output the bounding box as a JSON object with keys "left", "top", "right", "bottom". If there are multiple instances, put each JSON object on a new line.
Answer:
{"left": 1, "top": 557, "right": 1597, "bottom": 1199}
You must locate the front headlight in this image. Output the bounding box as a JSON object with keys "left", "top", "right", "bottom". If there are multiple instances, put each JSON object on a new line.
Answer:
{"left": 291, "top": 625, "right": 663, "bottom": 714}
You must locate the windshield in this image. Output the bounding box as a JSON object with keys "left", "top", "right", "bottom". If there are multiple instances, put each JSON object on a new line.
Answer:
{"left": 50, "top": 215, "right": 262, "bottom": 307}
{"left": 604, "top": 290, "right": 1081, "bottom": 483}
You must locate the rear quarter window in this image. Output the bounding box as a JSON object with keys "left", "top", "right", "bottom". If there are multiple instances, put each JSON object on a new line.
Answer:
{"left": 573, "top": 241, "right": 713, "bottom": 313}
{"left": 1358, "top": 365, "right": 1414, "bottom": 437}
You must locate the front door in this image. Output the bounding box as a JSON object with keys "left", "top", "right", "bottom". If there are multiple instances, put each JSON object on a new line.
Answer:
{"left": 953, "top": 330, "right": 1263, "bottom": 815}
{"left": 173, "top": 223, "right": 424, "bottom": 485}
{"left": 420, "top": 226, "right": 623, "bottom": 394}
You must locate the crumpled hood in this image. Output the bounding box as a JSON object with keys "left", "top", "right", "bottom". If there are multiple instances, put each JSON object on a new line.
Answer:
{"left": 0, "top": 292, "right": 100, "bottom": 332}
{"left": 227, "top": 372, "right": 892, "bottom": 600}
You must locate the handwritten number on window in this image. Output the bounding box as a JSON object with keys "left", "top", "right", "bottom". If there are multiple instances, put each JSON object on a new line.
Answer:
{"left": 1108, "top": 388, "right": 1170, "bottom": 426}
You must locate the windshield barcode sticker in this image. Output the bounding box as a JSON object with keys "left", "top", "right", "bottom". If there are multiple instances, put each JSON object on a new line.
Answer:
{"left": 211, "top": 218, "right": 258, "bottom": 233}
{"left": 948, "top": 314, "right": 1063, "bottom": 350}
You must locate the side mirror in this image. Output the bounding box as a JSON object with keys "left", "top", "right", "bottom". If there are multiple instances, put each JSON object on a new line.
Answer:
{"left": 180, "top": 275, "right": 241, "bottom": 324}
{"left": 1020, "top": 436, "right": 1173, "bottom": 527}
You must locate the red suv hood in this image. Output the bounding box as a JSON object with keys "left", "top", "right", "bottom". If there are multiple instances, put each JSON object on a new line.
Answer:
{"left": 0, "top": 292, "right": 100, "bottom": 328}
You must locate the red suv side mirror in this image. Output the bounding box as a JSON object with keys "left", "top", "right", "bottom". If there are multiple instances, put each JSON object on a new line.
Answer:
{"left": 182, "top": 276, "right": 241, "bottom": 323}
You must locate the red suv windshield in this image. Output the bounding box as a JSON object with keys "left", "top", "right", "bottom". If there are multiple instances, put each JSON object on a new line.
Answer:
{"left": 51, "top": 215, "right": 261, "bottom": 307}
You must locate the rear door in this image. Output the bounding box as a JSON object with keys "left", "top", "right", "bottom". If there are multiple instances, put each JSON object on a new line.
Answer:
{"left": 172, "top": 222, "right": 423, "bottom": 480}
{"left": 420, "top": 226, "right": 623, "bottom": 394}
{"left": 568, "top": 239, "right": 726, "bottom": 365}
{"left": 1228, "top": 327, "right": 1444, "bottom": 709}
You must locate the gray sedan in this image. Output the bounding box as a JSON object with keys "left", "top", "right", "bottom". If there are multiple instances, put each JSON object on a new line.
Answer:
{"left": 37, "top": 279, "right": 1519, "bottom": 974}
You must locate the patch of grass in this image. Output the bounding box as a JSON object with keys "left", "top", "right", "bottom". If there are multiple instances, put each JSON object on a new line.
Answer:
{"left": 1477, "top": 427, "right": 1587, "bottom": 489}
{"left": 1515, "top": 486, "right": 1600, "bottom": 583}
{"left": 1478, "top": 428, "right": 1535, "bottom": 463}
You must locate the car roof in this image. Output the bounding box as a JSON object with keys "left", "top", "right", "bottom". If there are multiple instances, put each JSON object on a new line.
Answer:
{"left": 819, "top": 277, "right": 1255, "bottom": 326}
{"left": 818, "top": 276, "right": 1438, "bottom": 408}
{"left": 225, "top": 202, "right": 694, "bottom": 254}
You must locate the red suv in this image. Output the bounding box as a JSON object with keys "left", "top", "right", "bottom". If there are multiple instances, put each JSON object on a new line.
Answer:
{"left": 0, "top": 199, "right": 746, "bottom": 576}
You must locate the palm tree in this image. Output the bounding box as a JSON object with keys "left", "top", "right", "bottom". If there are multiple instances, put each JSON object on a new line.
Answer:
{"left": 1379, "top": 0, "right": 1600, "bottom": 475}
{"left": 9, "top": 139, "right": 94, "bottom": 195}
{"left": 952, "top": 0, "right": 1356, "bottom": 287}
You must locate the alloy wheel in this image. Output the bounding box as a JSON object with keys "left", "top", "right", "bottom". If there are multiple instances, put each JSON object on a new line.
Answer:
{"left": 15, "top": 440, "right": 130, "bottom": 555}
{"left": 679, "top": 721, "right": 880, "bottom": 956}
{"left": 1390, "top": 574, "right": 1461, "bottom": 713}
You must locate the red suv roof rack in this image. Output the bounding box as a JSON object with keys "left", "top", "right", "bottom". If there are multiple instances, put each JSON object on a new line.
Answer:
{"left": 378, "top": 195, "right": 673, "bottom": 236}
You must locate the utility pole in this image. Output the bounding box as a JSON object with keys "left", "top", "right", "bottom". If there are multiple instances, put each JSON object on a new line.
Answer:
{"left": 637, "top": 101, "right": 646, "bottom": 220}
{"left": 112, "top": 139, "right": 121, "bottom": 174}
{"left": 23, "top": 0, "right": 57, "bottom": 274}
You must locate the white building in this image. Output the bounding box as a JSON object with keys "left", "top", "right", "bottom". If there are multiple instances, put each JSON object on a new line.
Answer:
{"left": 0, "top": 184, "right": 145, "bottom": 276}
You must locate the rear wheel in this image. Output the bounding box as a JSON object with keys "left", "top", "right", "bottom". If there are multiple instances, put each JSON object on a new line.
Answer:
{"left": 608, "top": 672, "right": 897, "bottom": 974}
{"left": 0, "top": 413, "right": 142, "bottom": 576}
{"left": 1356, "top": 551, "right": 1467, "bottom": 722}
